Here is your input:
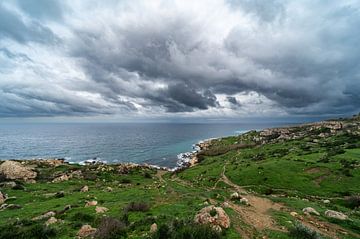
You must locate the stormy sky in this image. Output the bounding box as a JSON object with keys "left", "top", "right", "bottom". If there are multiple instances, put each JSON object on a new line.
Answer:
{"left": 0, "top": 0, "right": 359, "bottom": 120}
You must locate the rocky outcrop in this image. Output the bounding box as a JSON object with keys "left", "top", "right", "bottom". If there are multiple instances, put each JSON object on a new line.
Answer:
{"left": 52, "top": 174, "right": 69, "bottom": 183}
{"left": 303, "top": 207, "right": 320, "bottom": 216}
{"left": 0, "top": 191, "right": 6, "bottom": 205}
{"left": 77, "top": 225, "right": 96, "bottom": 238}
{"left": 0, "top": 161, "right": 37, "bottom": 182}
{"left": 45, "top": 217, "right": 61, "bottom": 226}
{"left": 95, "top": 206, "right": 108, "bottom": 214}
{"left": 230, "top": 192, "right": 240, "bottom": 200}
{"left": 194, "top": 205, "right": 230, "bottom": 232}
{"left": 32, "top": 211, "right": 56, "bottom": 221}
{"left": 85, "top": 201, "right": 98, "bottom": 207}
{"left": 80, "top": 185, "right": 89, "bottom": 192}
{"left": 150, "top": 223, "right": 157, "bottom": 233}
{"left": 325, "top": 210, "right": 348, "bottom": 220}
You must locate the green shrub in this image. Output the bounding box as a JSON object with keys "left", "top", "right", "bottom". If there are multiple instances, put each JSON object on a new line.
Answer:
{"left": 124, "top": 201, "right": 150, "bottom": 212}
{"left": 289, "top": 223, "right": 321, "bottom": 239}
{"left": 0, "top": 222, "right": 57, "bottom": 239}
{"left": 94, "top": 217, "right": 127, "bottom": 239}
{"left": 71, "top": 212, "right": 95, "bottom": 223}
{"left": 344, "top": 195, "right": 360, "bottom": 209}
{"left": 151, "top": 220, "right": 222, "bottom": 239}
{"left": 120, "top": 178, "right": 132, "bottom": 184}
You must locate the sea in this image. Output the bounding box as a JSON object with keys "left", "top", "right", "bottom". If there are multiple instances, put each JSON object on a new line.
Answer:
{"left": 0, "top": 120, "right": 313, "bottom": 168}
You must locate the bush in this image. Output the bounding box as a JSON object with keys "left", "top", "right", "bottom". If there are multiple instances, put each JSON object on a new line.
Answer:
{"left": 124, "top": 202, "right": 150, "bottom": 212}
{"left": 94, "top": 217, "right": 127, "bottom": 239}
{"left": 151, "top": 220, "right": 222, "bottom": 239}
{"left": 0, "top": 222, "right": 57, "bottom": 239}
{"left": 71, "top": 212, "right": 95, "bottom": 223}
{"left": 289, "top": 223, "right": 321, "bottom": 239}
{"left": 144, "top": 172, "right": 152, "bottom": 179}
{"left": 0, "top": 173, "right": 7, "bottom": 182}
{"left": 120, "top": 178, "right": 132, "bottom": 184}
{"left": 345, "top": 195, "right": 360, "bottom": 209}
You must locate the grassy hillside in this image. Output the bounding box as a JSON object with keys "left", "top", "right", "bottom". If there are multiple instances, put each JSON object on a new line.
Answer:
{"left": 0, "top": 115, "right": 360, "bottom": 238}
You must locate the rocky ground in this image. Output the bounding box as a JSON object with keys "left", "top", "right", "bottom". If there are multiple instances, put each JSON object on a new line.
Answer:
{"left": 0, "top": 114, "right": 360, "bottom": 238}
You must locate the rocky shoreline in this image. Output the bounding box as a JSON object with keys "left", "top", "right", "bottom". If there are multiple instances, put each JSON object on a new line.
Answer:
{"left": 2, "top": 115, "right": 359, "bottom": 175}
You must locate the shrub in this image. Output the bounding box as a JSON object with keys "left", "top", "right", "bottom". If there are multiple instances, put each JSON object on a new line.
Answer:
{"left": 151, "top": 220, "right": 222, "bottom": 239}
{"left": 209, "top": 208, "right": 217, "bottom": 217}
{"left": 144, "top": 172, "right": 152, "bottom": 179}
{"left": 0, "top": 173, "right": 7, "bottom": 182}
{"left": 94, "top": 217, "right": 127, "bottom": 239}
{"left": 124, "top": 202, "right": 150, "bottom": 212}
{"left": 71, "top": 212, "right": 95, "bottom": 223}
{"left": 0, "top": 223, "right": 57, "bottom": 239}
{"left": 345, "top": 195, "right": 360, "bottom": 209}
{"left": 289, "top": 223, "right": 321, "bottom": 239}
{"left": 120, "top": 178, "right": 132, "bottom": 184}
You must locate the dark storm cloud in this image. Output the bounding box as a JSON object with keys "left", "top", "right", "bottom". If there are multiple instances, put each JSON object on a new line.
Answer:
{"left": 0, "top": 0, "right": 360, "bottom": 118}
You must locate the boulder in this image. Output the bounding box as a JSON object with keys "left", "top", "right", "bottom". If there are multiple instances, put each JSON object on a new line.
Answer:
{"left": 302, "top": 207, "right": 320, "bottom": 216}
{"left": 33, "top": 211, "right": 56, "bottom": 221}
{"left": 0, "top": 191, "right": 6, "bottom": 205}
{"left": 323, "top": 199, "right": 331, "bottom": 204}
{"left": 240, "top": 198, "right": 249, "bottom": 206}
{"left": 55, "top": 191, "right": 65, "bottom": 198}
{"left": 106, "top": 187, "right": 113, "bottom": 192}
{"left": 95, "top": 206, "right": 108, "bottom": 214}
{"left": 0, "top": 161, "right": 37, "bottom": 182}
{"left": 85, "top": 201, "right": 98, "bottom": 207}
{"left": 230, "top": 192, "right": 240, "bottom": 200}
{"left": 0, "top": 203, "right": 22, "bottom": 210}
{"left": 77, "top": 225, "right": 96, "bottom": 238}
{"left": 150, "top": 223, "right": 157, "bottom": 233}
{"left": 194, "top": 205, "right": 230, "bottom": 231}
{"left": 45, "top": 217, "right": 58, "bottom": 226}
{"left": 52, "top": 174, "right": 69, "bottom": 183}
{"left": 325, "top": 210, "right": 348, "bottom": 220}
{"left": 290, "top": 212, "right": 298, "bottom": 217}
{"left": 0, "top": 181, "right": 17, "bottom": 188}
{"left": 80, "top": 186, "right": 89, "bottom": 192}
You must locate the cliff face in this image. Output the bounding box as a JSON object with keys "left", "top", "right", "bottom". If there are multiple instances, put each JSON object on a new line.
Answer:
{"left": 0, "top": 115, "right": 359, "bottom": 238}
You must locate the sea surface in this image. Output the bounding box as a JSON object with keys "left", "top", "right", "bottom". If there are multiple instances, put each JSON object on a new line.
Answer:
{"left": 0, "top": 121, "right": 304, "bottom": 167}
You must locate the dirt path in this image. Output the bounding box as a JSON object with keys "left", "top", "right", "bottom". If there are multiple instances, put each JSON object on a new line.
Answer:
{"left": 219, "top": 164, "right": 360, "bottom": 239}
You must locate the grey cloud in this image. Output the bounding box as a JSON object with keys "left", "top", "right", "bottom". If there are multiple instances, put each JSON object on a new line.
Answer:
{"left": 0, "top": 3, "right": 59, "bottom": 44}
{"left": 15, "top": 0, "right": 64, "bottom": 20}
{"left": 1, "top": 0, "right": 360, "bottom": 118}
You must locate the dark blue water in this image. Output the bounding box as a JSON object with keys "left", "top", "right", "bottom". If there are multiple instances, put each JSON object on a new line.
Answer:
{"left": 0, "top": 122, "right": 296, "bottom": 167}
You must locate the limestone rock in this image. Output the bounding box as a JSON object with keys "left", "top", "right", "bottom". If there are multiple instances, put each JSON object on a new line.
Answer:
{"left": 52, "top": 174, "right": 69, "bottom": 183}
{"left": 77, "top": 225, "right": 96, "bottom": 238}
{"left": 80, "top": 185, "right": 89, "bottom": 192}
{"left": 95, "top": 206, "right": 108, "bottom": 214}
{"left": 85, "top": 201, "right": 98, "bottom": 207}
{"left": 0, "top": 203, "right": 22, "bottom": 210}
{"left": 33, "top": 211, "right": 56, "bottom": 221}
{"left": 230, "top": 192, "right": 240, "bottom": 200}
{"left": 150, "top": 223, "right": 157, "bottom": 233}
{"left": 0, "top": 161, "right": 37, "bottom": 182}
{"left": 290, "top": 211, "right": 298, "bottom": 217}
{"left": 323, "top": 199, "right": 331, "bottom": 204}
{"left": 194, "top": 205, "right": 230, "bottom": 231}
{"left": 0, "top": 191, "right": 6, "bottom": 205}
{"left": 325, "top": 210, "right": 348, "bottom": 220}
{"left": 302, "top": 207, "right": 320, "bottom": 216}
{"left": 240, "top": 198, "right": 249, "bottom": 206}
{"left": 45, "top": 217, "right": 59, "bottom": 226}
